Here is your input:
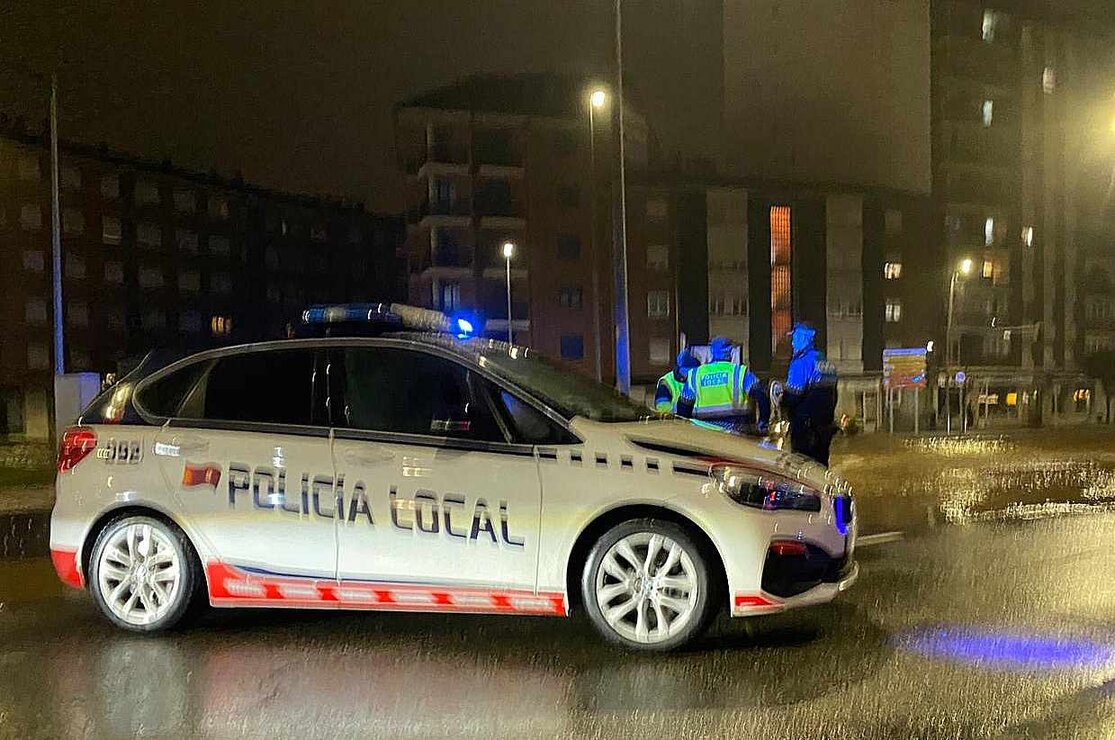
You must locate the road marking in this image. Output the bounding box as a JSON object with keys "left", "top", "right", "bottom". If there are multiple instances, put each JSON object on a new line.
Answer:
{"left": 857, "top": 531, "right": 904, "bottom": 547}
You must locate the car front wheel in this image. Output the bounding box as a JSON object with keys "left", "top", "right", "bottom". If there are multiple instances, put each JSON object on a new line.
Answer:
{"left": 581, "top": 518, "right": 715, "bottom": 651}
{"left": 88, "top": 515, "right": 202, "bottom": 633}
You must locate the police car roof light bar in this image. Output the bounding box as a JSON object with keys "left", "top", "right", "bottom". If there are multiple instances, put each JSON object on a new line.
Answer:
{"left": 301, "top": 302, "right": 468, "bottom": 336}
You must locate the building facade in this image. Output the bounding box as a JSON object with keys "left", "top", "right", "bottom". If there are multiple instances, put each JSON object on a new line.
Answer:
{"left": 395, "top": 74, "right": 652, "bottom": 381}
{"left": 0, "top": 130, "right": 403, "bottom": 437}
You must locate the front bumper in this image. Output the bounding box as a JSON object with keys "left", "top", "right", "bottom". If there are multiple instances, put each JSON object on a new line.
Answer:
{"left": 731, "top": 560, "right": 859, "bottom": 617}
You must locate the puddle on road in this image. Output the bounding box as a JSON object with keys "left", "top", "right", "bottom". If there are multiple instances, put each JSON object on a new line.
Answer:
{"left": 836, "top": 438, "right": 1115, "bottom": 534}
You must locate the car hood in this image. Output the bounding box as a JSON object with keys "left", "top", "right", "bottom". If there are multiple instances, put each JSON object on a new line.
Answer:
{"left": 572, "top": 418, "right": 835, "bottom": 491}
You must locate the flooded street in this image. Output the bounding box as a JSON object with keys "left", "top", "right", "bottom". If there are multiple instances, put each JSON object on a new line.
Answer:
{"left": 3, "top": 429, "right": 1115, "bottom": 738}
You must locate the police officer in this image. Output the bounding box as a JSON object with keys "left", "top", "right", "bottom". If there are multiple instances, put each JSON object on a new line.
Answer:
{"left": 782, "top": 322, "right": 838, "bottom": 465}
{"left": 654, "top": 349, "right": 700, "bottom": 413}
{"left": 677, "top": 336, "right": 770, "bottom": 435}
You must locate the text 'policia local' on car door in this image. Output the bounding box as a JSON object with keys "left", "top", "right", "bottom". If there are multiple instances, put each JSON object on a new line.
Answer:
{"left": 327, "top": 345, "right": 542, "bottom": 591}
{"left": 147, "top": 348, "right": 337, "bottom": 580}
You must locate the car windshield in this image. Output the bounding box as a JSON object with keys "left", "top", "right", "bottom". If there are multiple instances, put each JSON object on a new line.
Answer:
{"left": 476, "top": 344, "right": 669, "bottom": 423}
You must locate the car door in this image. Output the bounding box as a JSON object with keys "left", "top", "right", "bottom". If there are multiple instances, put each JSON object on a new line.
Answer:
{"left": 147, "top": 345, "right": 338, "bottom": 601}
{"left": 329, "top": 342, "right": 551, "bottom": 610}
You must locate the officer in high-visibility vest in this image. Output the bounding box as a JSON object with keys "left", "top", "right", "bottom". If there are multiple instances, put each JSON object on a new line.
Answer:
{"left": 782, "top": 322, "right": 838, "bottom": 465}
{"left": 654, "top": 349, "right": 700, "bottom": 413}
{"left": 677, "top": 336, "right": 770, "bottom": 434}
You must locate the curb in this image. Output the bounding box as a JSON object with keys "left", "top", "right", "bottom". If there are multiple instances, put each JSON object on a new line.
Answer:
{"left": 0, "top": 510, "right": 51, "bottom": 560}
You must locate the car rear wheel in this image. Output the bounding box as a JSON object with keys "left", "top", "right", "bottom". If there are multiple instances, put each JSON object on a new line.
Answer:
{"left": 581, "top": 519, "right": 715, "bottom": 651}
{"left": 89, "top": 515, "right": 202, "bottom": 632}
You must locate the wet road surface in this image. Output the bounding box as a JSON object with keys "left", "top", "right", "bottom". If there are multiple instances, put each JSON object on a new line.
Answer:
{"left": 3, "top": 432, "right": 1115, "bottom": 738}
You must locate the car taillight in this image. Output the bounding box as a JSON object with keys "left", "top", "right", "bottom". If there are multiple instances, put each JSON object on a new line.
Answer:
{"left": 58, "top": 427, "right": 97, "bottom": 473}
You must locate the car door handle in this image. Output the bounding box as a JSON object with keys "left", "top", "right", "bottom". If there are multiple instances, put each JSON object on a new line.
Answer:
{"left": 343, "top": 446, "right": 395, "bottom": 466}
{"left": 169, "top": 434, "right": 209, "bottom": 455}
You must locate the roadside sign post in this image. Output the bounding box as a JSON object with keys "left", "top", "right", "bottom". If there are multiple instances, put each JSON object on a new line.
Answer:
{"left": 882, "top": 348, "right": 928, "bottom": 435}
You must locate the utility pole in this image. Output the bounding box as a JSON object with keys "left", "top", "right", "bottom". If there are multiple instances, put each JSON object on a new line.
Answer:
{"left": 612, "top": 0, "right": 632, "bottom": 393}
{"left": 50, "top": 73, "right": 64, "bottom": 377}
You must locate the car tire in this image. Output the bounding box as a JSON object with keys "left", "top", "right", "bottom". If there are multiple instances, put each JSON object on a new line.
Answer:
{"left": 88, "top": 514, "right": 204, "bottom": 633}
{"left": 581, "top": 518, "right": 716, "bottom": 651}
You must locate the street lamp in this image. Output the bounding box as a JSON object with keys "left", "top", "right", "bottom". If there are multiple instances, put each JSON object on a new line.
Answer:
{"left": 945, "top": 257, "right": 973, "bottom": 434}
{"left": 502, "top": 241, "right": 515, "bottom": 345}
{"left": 587, "top": 87, "right": 608, "bottom": 381}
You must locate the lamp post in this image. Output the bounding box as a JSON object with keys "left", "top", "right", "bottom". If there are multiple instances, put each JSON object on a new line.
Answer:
{"left": 588, "top": 88, "right": 607, "bottom": 381}
{"left": 945, "top": 257, "right": 973, "bottom": 434}
{"left": 612, "top": 0, "right": 632, "bottom": 394}
{"left": 502, "top": 241, "right": 515, "bottom": 345}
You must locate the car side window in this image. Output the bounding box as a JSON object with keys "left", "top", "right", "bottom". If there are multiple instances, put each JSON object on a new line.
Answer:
{"left": 339, "top": 347, "right": 505, "bottom": 443}
{"left": 177, "top": 349, "right": 322, "bottom": 427}
{"left": 494, "top": 388, "right": 577, "bottom": 445}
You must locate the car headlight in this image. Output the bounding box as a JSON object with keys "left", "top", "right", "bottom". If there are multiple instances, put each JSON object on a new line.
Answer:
{"left": 710, "top": 465, "right": 822, "bottom": 512}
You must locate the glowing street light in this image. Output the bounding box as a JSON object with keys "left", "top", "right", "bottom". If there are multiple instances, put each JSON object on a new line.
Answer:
{"left": 590, "top": 89, "right": 608, "bottom": 109}
{"left": 502, "top": 241, "right": 515, "bottom": 345}
{"left": 946, "top": 257, "right": 974, "bottom": 433}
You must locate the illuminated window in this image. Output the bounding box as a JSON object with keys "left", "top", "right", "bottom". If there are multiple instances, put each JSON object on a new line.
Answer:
{"left": 884, "top": 262, "right": 903, "bottom": 280}
{"left": 647, "top": 290, "right": 670, "bottom": 318}
{"left": 1042, "top": 67, "right": 1056, "bottom": 94}
{"left": 1022, "top": 226, "right": 1034, "bottom": 247}
{"left": 981, "top": 10, "right": 998, "bottom": 42}
{"left": 985, "top": 217, "right": 995, "bottom": 246}
{"left": 981, "top": 100, "right": 994, "bottom": 128}
{"left": 210, "top": 316, "right": 233, "bottom": 337}
{"left": 982, "top": 259, "right": 994, "bottom": 279}
{"left": 770, "top": 206, "right": 792, "bottom": 349}
{"left": 885, "top": 299, "right": 902, "bottom": 323}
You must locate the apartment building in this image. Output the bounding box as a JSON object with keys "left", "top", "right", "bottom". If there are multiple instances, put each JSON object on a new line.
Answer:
{"left": 0, "top": 129, "right": 403, "bottom": 437}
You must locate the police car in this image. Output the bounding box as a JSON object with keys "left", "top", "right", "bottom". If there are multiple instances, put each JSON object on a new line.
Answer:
{"left": 50, "top": 303, "right": 857, "bottom": 651}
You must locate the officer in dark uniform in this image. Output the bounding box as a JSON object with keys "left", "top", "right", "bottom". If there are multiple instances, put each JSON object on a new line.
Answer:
{"left": 781, "top": 322, "right": 838, "bottom": 465}
{"left": 654, "top": 349, "right": 701, "bottom": 413}
{"left": 677, "top": 336, "right": 770, "bottom": 435}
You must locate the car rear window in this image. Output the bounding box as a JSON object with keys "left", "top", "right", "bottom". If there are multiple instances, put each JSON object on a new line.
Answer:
{"left": 135, "top": 361, "right": 210, "bottom": 418}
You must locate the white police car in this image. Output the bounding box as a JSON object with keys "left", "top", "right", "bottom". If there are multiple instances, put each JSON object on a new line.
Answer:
{"left": 50, "top": 304, "right": 857, "bottom": 651}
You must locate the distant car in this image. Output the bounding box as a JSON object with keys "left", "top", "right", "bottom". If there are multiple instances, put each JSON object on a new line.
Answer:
{"left": 50, "top": 304, "right": 857, "bottom": 651}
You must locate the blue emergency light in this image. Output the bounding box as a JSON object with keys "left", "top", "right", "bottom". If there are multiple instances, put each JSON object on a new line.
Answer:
{"left": 300, "top": 302, "right": 479, "bottom": 338}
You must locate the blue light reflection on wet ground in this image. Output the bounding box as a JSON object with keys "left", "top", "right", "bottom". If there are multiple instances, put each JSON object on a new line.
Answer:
{"left": 898, "top": 626, "right": 1115, "bottom": 673}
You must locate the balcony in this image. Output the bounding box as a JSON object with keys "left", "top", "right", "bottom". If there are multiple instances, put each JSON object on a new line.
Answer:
{"left": 414, "top": 198, "right": 471, "bottom": 228}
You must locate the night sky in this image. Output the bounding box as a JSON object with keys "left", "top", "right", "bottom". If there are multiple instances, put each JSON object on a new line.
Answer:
{"left": 0, "top": 0, "right": 720, "bottom": 212}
